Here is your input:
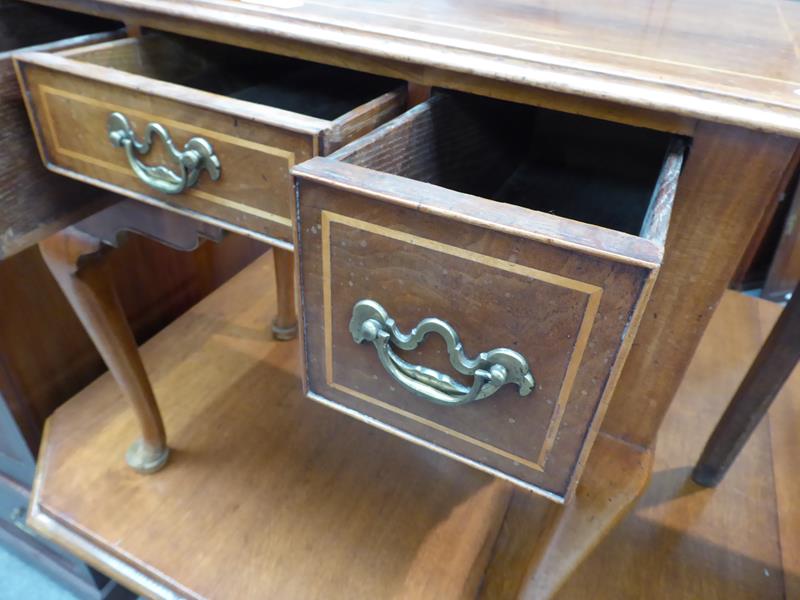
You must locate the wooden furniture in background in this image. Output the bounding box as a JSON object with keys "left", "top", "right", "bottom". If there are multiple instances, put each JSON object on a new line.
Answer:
{"left": 693, "top": 282, "right": 800, "bottom": 487}
{"left": 7, "top": 0, "right": 800, "bottom": 597}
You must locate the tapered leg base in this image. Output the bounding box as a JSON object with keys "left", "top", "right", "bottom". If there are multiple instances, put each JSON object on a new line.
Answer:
{"left": 271, "top": 319, "right": 298, "bottom": 341}
{"left": 125, "top": 439, "right": 170, "bottom": 474}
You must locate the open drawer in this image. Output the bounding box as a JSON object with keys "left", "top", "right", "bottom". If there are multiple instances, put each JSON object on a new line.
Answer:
{"left": 294, "top": 92, "right": 685, "bottom": 502}
{"left": 14, "top": 32, "right": 405, "bottom": 246}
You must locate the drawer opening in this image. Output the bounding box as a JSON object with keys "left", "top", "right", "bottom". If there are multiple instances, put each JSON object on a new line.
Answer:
{"left": 63, "top": 32, "right": 401, "bottom": 121}
{"left": 332, "top": 92, "right": 685, "bottom": 238}
{"left": 0, "top": 1, "right": 115, "bottom": 54}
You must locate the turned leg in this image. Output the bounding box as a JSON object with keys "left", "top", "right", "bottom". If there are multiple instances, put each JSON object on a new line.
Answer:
{"left": 39, "top": 228, "right": 169, "bottom": 474}
{"left": 271, "top": 247, "right": 297, "bottom": 341}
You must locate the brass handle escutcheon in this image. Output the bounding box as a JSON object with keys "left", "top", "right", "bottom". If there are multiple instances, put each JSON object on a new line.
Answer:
{"left": 107, "top": 112, "right": 221, "bottom": 195}
{"left": 349, "top": 299, "right": 535, "bottom": 406}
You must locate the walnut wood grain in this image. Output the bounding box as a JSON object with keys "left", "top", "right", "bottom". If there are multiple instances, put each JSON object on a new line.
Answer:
{"left": 39, "top": 228, "right": 169, "bottom": 474}
{"left": 27, "top": 253, "right": 511, "bottom": 600}
{"left": 16, "top": 0, "right": 800, "bottom": 137}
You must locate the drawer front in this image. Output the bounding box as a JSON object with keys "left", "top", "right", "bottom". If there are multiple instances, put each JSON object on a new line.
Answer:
{"left": 295, "top": 174, "right": 660, "bottom": 502}
{"left": 16, "top": 59, "right": 313, "bottom": 245}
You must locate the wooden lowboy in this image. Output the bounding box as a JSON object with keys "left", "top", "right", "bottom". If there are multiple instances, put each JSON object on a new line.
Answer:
{"left": 5, "top": 0, "right": 800, "bottom": 598}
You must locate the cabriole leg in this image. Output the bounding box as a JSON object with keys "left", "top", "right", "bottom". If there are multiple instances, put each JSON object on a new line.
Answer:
{"left": 39, "top": 227, "right": 169, "bottom": 474}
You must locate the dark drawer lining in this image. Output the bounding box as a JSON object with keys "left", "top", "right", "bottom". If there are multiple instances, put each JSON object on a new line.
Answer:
{"left": 68, "top": 32, "right": 401, "bottom": 122}
{"left": 335, "top": 92, "right": 683, "bottom": 237}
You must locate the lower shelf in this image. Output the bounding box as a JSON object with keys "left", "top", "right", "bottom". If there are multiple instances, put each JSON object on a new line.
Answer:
{"left": 28, "top": 253, "right": 511, "bottom": 600}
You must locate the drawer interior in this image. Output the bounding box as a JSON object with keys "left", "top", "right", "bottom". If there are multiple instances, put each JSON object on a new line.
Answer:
{"left": 64, "top": 33, "right": 401, "bottom": 121}
{"left": 0, "top": 1, "right": 114, "bottom": 53}
{"left": 334, "top": 92, "right": 682, "bottom": 236}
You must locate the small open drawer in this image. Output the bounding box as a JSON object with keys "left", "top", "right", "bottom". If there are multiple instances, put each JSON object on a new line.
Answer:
{"left": 294, "top": 92, "right": 685, "bottom": 502}
{"left": 14, "top": 32, "right": 406, "bottom": 246}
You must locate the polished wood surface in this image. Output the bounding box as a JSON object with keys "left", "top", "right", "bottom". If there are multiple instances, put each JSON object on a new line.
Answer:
{"left": 693, "top": 283, "right": 800, "bottom": 487}
{"left": 294, "top": 92, "right": 681, "bottom": 501}
{"left": 14, "top": 33, "right": 405, "bottom": 247}
{"left": 7, "top": 2, "right": 800, "bottom": 594}
{"left": 39, "top": 228, "right": 169, "bottom": 473}
{"left": 549, "top": 291, "right": 798, "bottom": 600}
{"left": 19, "top": 0, "right": 800, "bottom": 137}
{"left": 28, "top": 253, "right": 511, "bottom": 600}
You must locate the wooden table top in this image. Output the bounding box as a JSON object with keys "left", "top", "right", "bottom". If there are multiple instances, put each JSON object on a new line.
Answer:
{"left": 22, "top": 0, "right": 800, "bottom": 137}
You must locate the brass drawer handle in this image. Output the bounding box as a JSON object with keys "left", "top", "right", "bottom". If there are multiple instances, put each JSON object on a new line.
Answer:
{"left": 350, "top": 299, "right": 535, "bottom": 406}
{"left": 107, "top": 112, "right": 221, "bottom": 195}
